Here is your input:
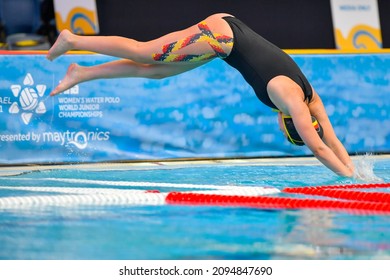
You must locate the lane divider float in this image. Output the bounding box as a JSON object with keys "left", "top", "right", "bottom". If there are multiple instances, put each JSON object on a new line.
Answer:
{"left": 0, "top": 182, "right": 389, "bottom": 214}
{"left": 166, "top": 192, "right": 390, "bottom": 214}
{"left": 0, "top": 185, "right": 280, "bottom": 209}
{"left": 283, "top": 182, "right": 390, "bottom": 203}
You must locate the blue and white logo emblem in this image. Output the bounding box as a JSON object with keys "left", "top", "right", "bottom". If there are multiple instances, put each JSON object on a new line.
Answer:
{"left": 9, "top": 73, "right": 47, "bottom": 124}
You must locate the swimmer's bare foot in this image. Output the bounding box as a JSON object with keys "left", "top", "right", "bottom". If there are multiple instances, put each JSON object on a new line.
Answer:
{"left": 50, "top": 63, "right": 83, "bottom": 96}
{"left": 47, "top": 29, "right": 74, "bottom": 61}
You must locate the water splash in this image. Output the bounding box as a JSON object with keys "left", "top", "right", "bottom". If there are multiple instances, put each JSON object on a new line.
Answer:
{"left": 353, "top": 154, "right": 384, "bottom": 183}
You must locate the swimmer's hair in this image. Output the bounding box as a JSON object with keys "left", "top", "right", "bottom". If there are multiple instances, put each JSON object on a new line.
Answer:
{"left": 282, "top": 115, "right": 324, "bottom": 146}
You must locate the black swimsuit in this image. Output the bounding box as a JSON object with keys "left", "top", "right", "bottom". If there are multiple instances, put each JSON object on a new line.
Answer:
{"left": 222, "top": 16, "right": 312, "bottom": 110}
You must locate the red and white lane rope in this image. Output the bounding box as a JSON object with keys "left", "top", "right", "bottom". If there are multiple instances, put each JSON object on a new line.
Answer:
{"left": 283, "top": 182, "right": 390, "bottom": 203}
{"left": 0, "top": 185, "right": 280, "bottom": 209}
{"left": 0, "top": 182, "right": 389, "bottom": 214}
{"left": 164, "top": 182, "right": 390, "bottom": 214}
{"left": 166, "top": 192, "right": 390, "bottom": 214}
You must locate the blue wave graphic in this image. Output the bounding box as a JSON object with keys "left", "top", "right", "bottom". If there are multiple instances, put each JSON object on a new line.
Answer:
{"left": 353, "top": 30, "right": 382, "bottom": 49}
{"left": 70, "top": 13, "right": 98, "bottom": 34}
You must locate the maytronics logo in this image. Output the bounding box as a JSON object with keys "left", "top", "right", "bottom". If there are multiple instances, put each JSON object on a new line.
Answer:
{"left": 41, "top": 130, "right": 111, "bottom": 150}
{"left": 9, "top": 73, "right": 47, "bottom": 125}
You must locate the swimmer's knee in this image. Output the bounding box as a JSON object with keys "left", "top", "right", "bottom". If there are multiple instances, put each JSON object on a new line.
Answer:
{"left": 127, "top": 41, "right": 152, "bottom": 63}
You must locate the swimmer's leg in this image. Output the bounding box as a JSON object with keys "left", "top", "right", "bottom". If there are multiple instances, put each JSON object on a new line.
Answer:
{"left": 50, "top": 59, "right": 206, "bottom": 96}
{"left": 47, "top": 13, "right": 234, "bottom": 63}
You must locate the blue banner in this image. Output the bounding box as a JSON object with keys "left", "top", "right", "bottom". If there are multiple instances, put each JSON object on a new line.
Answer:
{"left": 0, "top": 53, "right": 389, "bottom": 164}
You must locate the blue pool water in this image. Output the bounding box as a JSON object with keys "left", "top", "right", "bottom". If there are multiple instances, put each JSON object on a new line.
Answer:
{"left": 0, "top": 156, "right": 389, "bottom": 260}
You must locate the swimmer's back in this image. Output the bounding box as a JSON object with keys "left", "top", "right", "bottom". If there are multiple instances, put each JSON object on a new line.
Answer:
{"left": 222, "top": 16, "right": 312, "bottom": 109}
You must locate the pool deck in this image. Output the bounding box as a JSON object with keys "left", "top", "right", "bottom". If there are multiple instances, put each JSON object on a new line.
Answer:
{"left": 0, "top": 154, "right": 389, "bottom": 176}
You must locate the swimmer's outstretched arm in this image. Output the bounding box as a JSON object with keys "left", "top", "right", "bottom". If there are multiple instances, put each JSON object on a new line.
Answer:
{"left": 307, "top": 92, "right": 354, "bottom": 170}
{"left": 291, "top": 106, "right": 353, "bottom": 177}
{"left": 268, "top": 76, "right": 354, "bottom": 177}
{"left": 292, "top": 102, "right": 354, "bottom": 176}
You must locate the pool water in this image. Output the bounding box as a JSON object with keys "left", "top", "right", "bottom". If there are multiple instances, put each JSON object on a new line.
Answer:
{"left": 0, "top": 156, "right": 389, "bottom": 260}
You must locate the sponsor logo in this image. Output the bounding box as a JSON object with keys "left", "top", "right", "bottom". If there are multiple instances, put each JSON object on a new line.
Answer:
{"left": 0, "top": 130, "right": 111, "bottom": 150}
{"left": 9, "top": 73, "right": 47, "bottom": 125}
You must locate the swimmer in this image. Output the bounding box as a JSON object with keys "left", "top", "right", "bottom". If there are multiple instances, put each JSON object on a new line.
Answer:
{"left": 47, "top": 13, "right": 355, "bottom": 177}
